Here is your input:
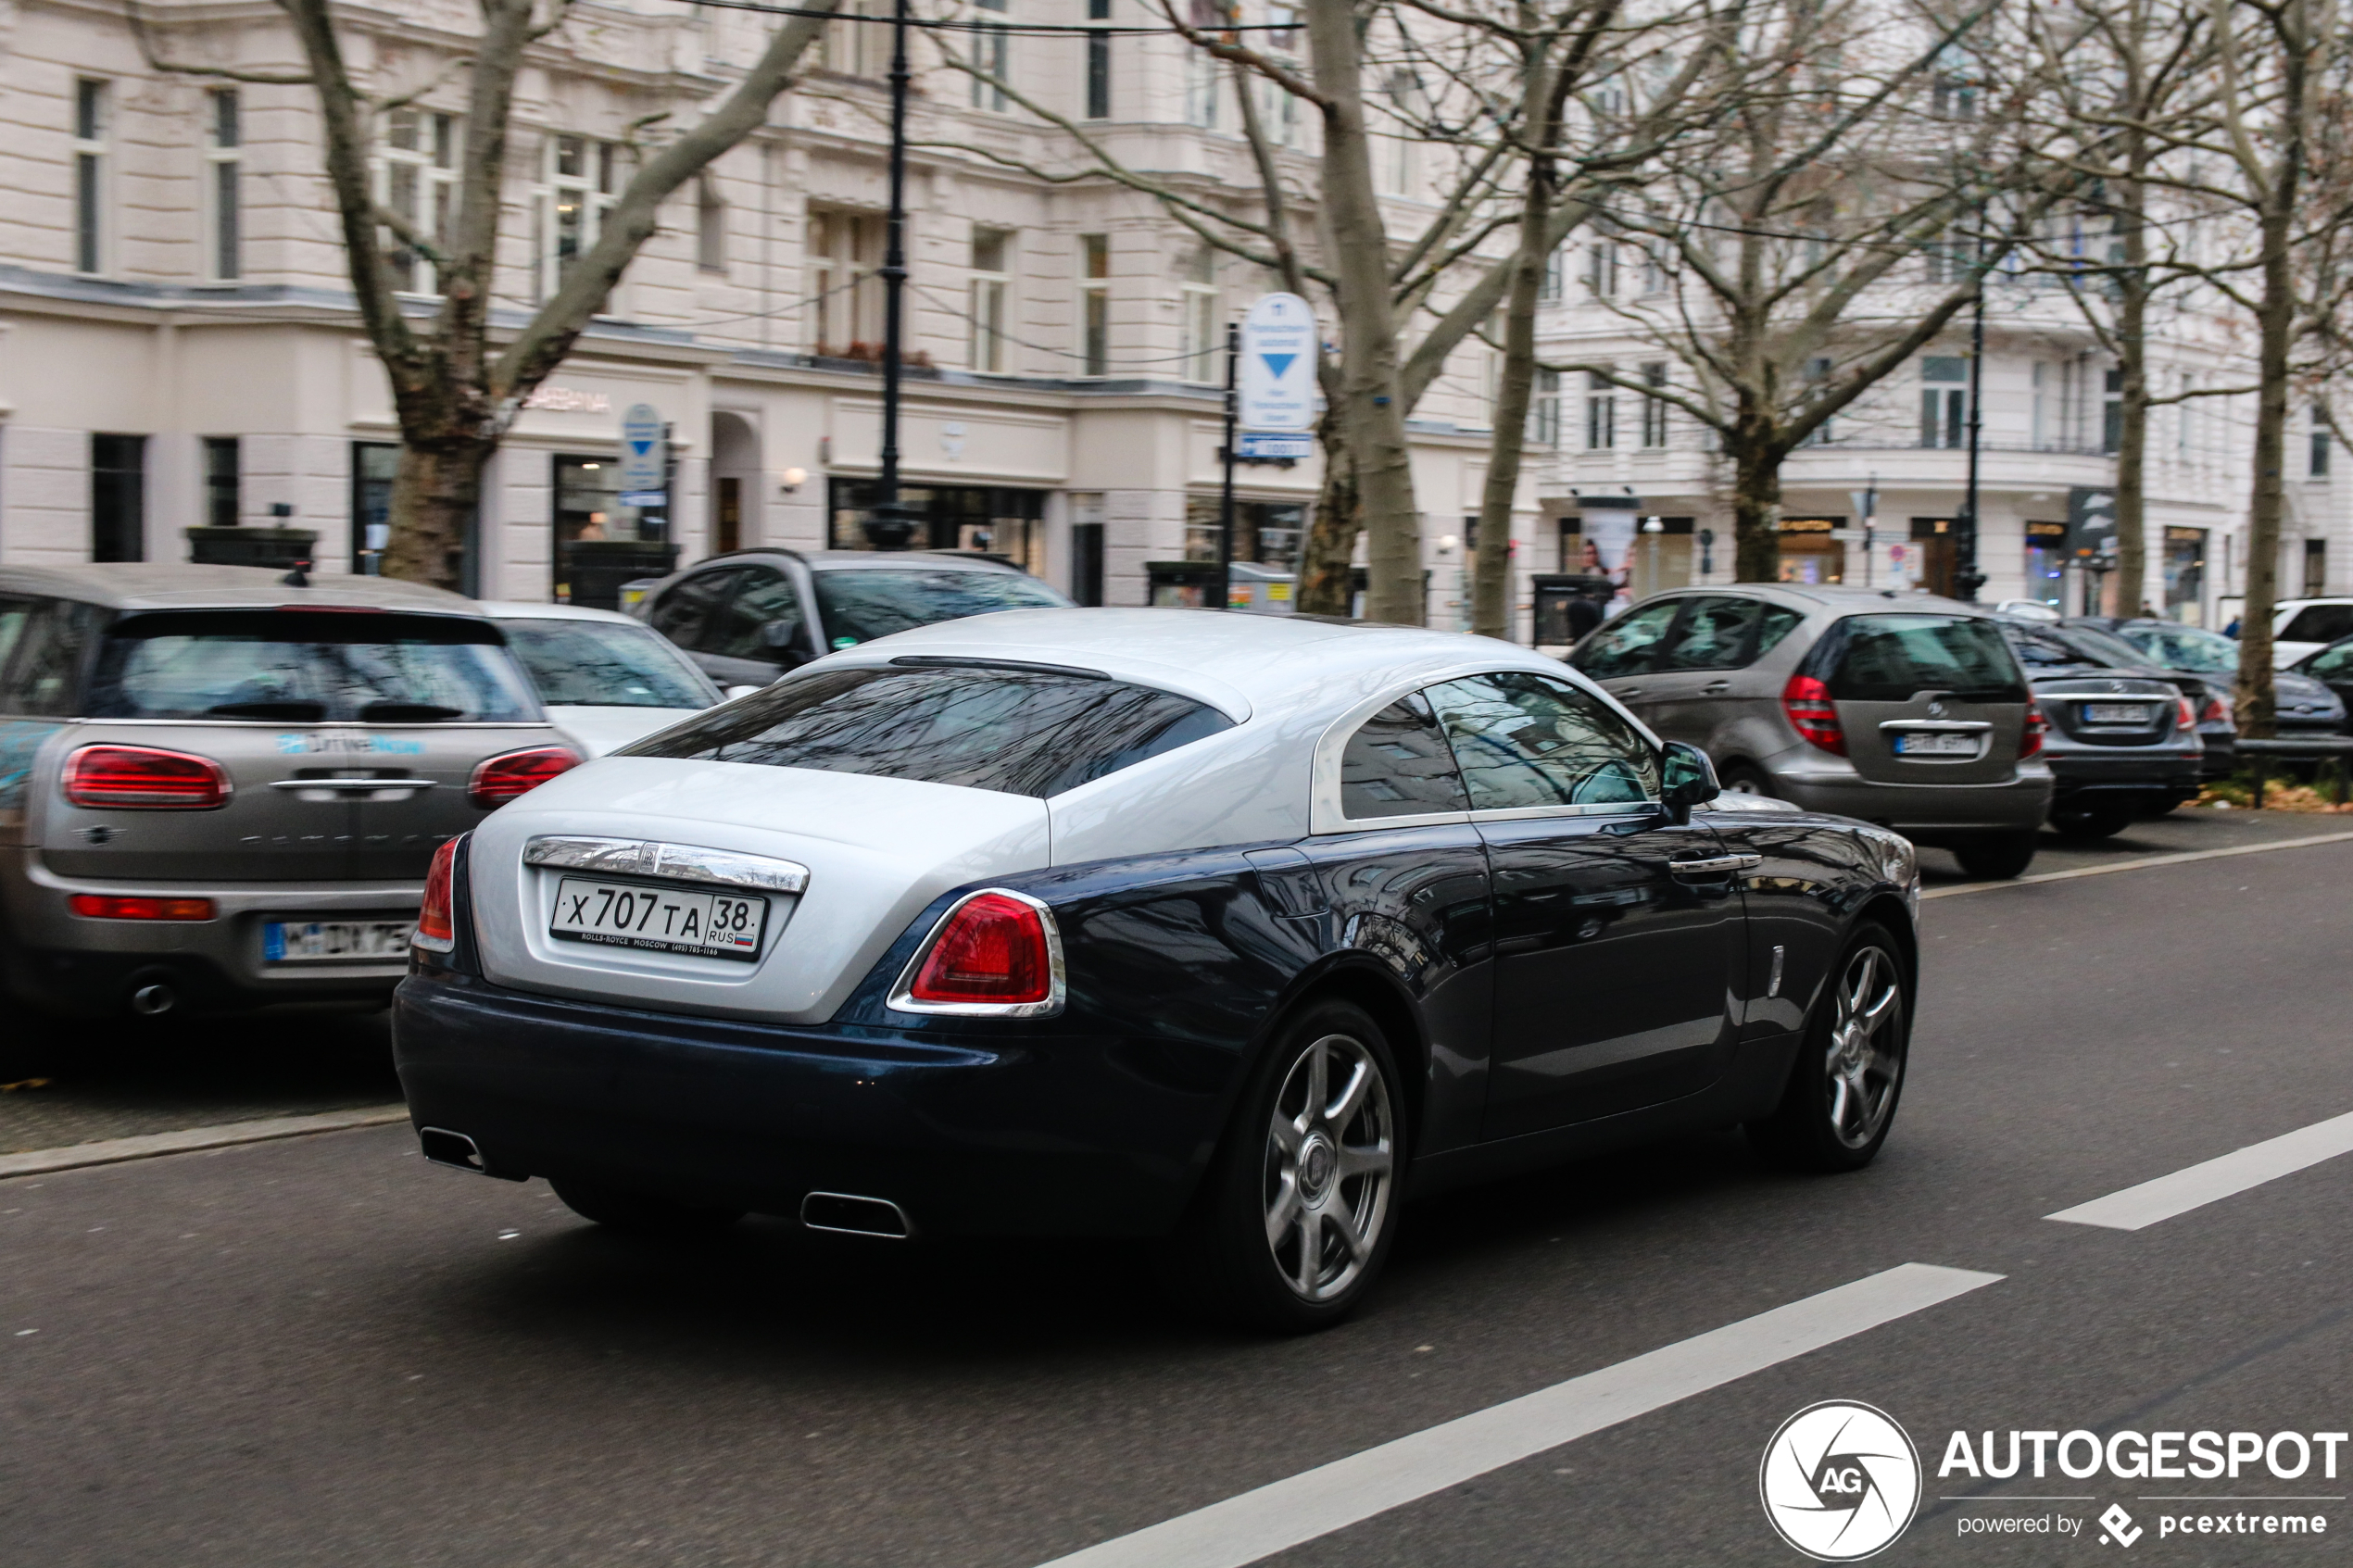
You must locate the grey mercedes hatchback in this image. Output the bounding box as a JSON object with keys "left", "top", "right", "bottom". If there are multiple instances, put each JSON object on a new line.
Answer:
{"left": 0, "top": 565, "right": 573, "bottom": 1020}
{"left": 1567, "top": 585, "right": 2054, "bottom": 878}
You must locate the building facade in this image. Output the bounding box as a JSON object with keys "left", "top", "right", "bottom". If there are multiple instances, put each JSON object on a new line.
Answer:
{"left": 0, "top": 0, "right": 1529, "bottom": 620}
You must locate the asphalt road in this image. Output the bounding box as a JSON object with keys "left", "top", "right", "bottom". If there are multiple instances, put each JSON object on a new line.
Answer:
{"left": 5, "top": 822, "right": 2353, "bottom": 1565}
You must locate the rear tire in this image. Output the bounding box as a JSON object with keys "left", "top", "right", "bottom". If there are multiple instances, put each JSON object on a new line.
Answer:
{"left": 1953, "top": 832, "right": 2038, "bottom": 879}
{"left": 1164, "top": 999, "right": 1403, "bottom": 1333}
{"left": 2050, "top": 800, "right": 2134, "bottom": 840}
{"left": 550, "top": 1177, "right": 745, "bottom": 1236}
{"left": 1720, "top": 762, "right": 1777, "bottom": 797}
{"left": 1749, "top": 925, "right": 1909, "bottom": 1173}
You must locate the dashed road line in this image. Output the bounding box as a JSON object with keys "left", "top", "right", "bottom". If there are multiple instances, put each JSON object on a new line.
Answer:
{"left": 1921, "top": 828, "right": 2353, "bottom": 899}
{"left": 0, "top": 1106, "right": 410, "bottom": 1180}
{"left": 2046, "top": 1108, "right": 2353, "bottom": 1231}
{"left": 1031, "top": 1262, "right": 2003, "bottom": 1568}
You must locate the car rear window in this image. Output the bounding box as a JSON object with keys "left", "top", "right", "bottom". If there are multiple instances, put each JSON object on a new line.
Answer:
{"left": 87, "top": 610, "right": 540, "bottom": 723}
{"left": 2282, "top": 604, "right": 2353, "bottom": 645}
{"left": 1340, "top": 696, "right": 1469, "bottom": 819}
{"left": 499, "top": 619, "right": 719, "bottom": 709}
{"left": 619, "top": 662, "right": 1232, "bottom": 797}
{"left": 812, "top": 569, "right": 1069, "bottom": 647}
{"left": 1822, "top": 614, "right": 2027, "bottom": 704}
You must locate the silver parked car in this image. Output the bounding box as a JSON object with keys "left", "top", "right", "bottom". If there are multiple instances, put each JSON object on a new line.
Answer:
{"left": 0, "top": 565, "right": 576, "bottom": 1020}
{"left": 474, "top": 601, "right": 724, "bottom": 758}
{"left": 1567, "top": 585, "right": 2053, "bottom": 878}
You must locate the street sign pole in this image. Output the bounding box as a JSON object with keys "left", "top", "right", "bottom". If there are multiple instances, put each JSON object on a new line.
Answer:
{"left": 867, "top": 0, "right": 918, "bottom": 550}
{"left": 1218, "top": 319, "right": 1239, "bottom": 612}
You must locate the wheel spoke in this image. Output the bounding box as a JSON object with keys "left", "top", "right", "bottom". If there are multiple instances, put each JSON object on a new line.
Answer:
{"left": 1327, "top": 1190, "right": 1371, "bottom": 1261}
{"left": 1293, "top": 1207, "right": 1323, "bottom": 1293}
{"left": 1827, "top": 1072, "right": 1852, "bottom": 1134}
{"left": 1265, "top": 1177, "right": 1302, "bottom": 1248}
{"left": 1269, "top": 1109, "right": 1305, "bottom": 1156}
{"left": 1860, "top": 983, "right": 1898, "bottom": 1033}
{"left": 1325, "top": 1057, "right": 1372, "bottom": 1128}
{"left": 1304, "top": 1043, "right": 1328, "bottom": 1125}
{"left": 1337, "top": 1142, "right": 1392, "bottom": 1180}
{"left": 1844, "top": 949, "right": 1877, "bottom": 1016}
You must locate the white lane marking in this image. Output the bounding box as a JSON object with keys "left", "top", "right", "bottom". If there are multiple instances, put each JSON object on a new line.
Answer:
{"left": 2046, "top": 1109, "right": 2353, "bottom": 1231}
{"left": 1033, "top": 1262, "right": 2002, "bottom": 1568}
{"left": 1921, "top": 829, "right": 2353, "bottom": 899}
{"left": 0, "top": 1106, "right": 410, "bottom": 1180}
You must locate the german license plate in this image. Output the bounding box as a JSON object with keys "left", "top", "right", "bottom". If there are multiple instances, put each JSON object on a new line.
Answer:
{"left": 2084, "top": 702, "right": 2154, "bottom": 724}
{"left": 1894, "top": 732, "right": 1979, "bottom": 756}
{"left": 547, "top": 876, "right": 766, "bottom": 960}
{"left": 265, "top": 920, "right": 413, "bottom": 962}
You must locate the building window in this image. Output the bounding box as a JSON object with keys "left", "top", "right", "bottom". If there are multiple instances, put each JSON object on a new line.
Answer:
{"left": 1528, "top": 369, "right": 1561, "bottom": 447}
{"left": 2103, "top": 368, "right": 2123, "bottom": 454}
{"left": 380, "top": 108, "right": 457, "bottom": 295}
{"left": 1924, "top": 230, "right": 1971, "bottom": 285}
{"left": 1538, "top": 247, "right": 1564, "bottom": 305}
{"left": 1180, "top": 248, "right": 1220, "bottom": 384}
{"left": 1070, "top": 492, "right": 1106, "bottom": 605}
{"left": 1931, "top": 70, "right": 1977, "bottom": 119}
{"left": 91, "top": 433, "right": 145, "bottom": 563}
{"left": 1186, "top": 43, "right": 1219, "bottom": 128}
{"left": 1086, "top": 0, "right": 1112, "bottom": 119}
{"left": 539, "top": 133, "right": 619, "bottom": 302}
{"left": 1640, "top": 361, "right": 1669, "bottom": 447}
{"left": 206, "top": 90, "right": 242, "bottom": 282}
{"left": 1078, "top": 233, "right": 1111, "bottom": 376}
{"left": 821, "top": 1, "right": 887, "bottom": 77}
{"left": 972, "top": 0, "right": 1011, "bottom": 111}
{"left": 2311, "top": 405, "right": 2332, "bottom": 477}
{"left": 1585, "top": 241, "right": 1617, "bottom": 298}
{"left": 1379, "top": 70, "right": 1419, "bottom": 193}
{"left": 1585, "top": 370, "right": 1617, "bottom": 450}
{"left": 202, "top": 437, "right": 240, "bottom": 529}
{"left": 809, "top": 207, "right": 884, "bottom": 352}
{"left": 697, "top": 176, "right": 727, "bottom": 274}
{"left": 1639, "top": 241, "right": 1668, "bottom": 295}
{"left": 2306, "top": 538, "right": 2329, "bottom": 596}
{"left": 73, "top": 80, "right": 107, "bottom": 275}
{"left": 970, "top": 227, "right": 1012, "bottom": 372}
{"left": 1798, "top": 356, "right": 1834, "bottom": 445}
{"left": 353, "top": 442, "right": 399, "bottom": 575}
{"left": 1920, "top": 356, "right": 1968, "bottom": 448}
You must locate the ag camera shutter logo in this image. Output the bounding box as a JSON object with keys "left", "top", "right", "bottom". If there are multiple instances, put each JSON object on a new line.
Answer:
{"left": 1760, "top": 1400, "right": 1922, "bottom": 1561}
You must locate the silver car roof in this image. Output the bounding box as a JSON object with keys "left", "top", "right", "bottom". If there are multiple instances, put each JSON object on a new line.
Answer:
{"left": 695, "top": 548, "right": 1034, "bottom": 575}
{"left": 0, "top": 563, "right": 484, "bottom": 615}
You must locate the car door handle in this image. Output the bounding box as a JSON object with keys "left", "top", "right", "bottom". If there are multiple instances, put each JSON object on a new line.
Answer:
{"left": 1700, "top": 681, "right": 1731, "bottom": 694}
{"left": 268, "top": 778, "right": 439, "bottom": 791}
{"left": 1668, "top": 853, "right": 1760, "bottom": 877}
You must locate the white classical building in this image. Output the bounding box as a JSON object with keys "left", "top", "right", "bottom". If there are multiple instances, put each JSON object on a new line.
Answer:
{"left": 0, "top": 0, "right": 1528, "bottom": 621}
{"left": 1536, "top": 238, "right": 2350, "bottom": 631}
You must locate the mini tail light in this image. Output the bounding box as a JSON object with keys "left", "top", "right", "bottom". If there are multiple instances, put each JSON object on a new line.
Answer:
{"left": 68, "top": 895, "right": 215, "bottom": 921}
{"left": 2199, "top": 695, "right": 2231, "bottom": 725}
{"left": 65, "top": 746, "right": 231, "bottom": 809}
{"left": 894, "top": 890, "right": 1062, "bottom": 1015}
{"left": 467, "top": 746, "right": 579, "bottom": 809}
{"left": 413, "top": 837, "right": 459, "bottom": 953}
{"left": 1780, "top": 673, "right": 1846, "bottom": 755}
{"left": 2020, "top": 700, "right": 2047, "bottom": 759}
{"left": 2175, "top": 694, "right": 2198, "bottom": 733}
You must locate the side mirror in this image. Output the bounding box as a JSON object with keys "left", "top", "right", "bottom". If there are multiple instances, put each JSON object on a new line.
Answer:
{"left": 1661, "top": 741, "right": 1719, "bottom": 822}
{"left": 758, "top": 618, "right": 799, "bottom": 651}
{"left": 759, "top": 619, "right": 821, "bottom": 666}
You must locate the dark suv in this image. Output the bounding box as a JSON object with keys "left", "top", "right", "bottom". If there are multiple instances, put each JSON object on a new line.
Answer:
{"left": 635, "top": 549, "right": 1072, "bottom": 688}
{"left": 1567, "top": 585, "right": 2052, "bottom": 877}
{"left": 0, "top": 565, "right": 573, "bottom": 1020}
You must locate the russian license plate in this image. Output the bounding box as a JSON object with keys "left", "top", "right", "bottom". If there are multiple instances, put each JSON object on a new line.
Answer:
{"left": 265, "top": 920, "right": 414, "bottom": 963}
{"left": 547, "top": 877, "right": 766, "bottom": 960}
{"left": 2084, "top": 702, "right": 2154, "bottom": 724}
{"left": 1894, "top": 731, "right": 1980, "bottom": 756}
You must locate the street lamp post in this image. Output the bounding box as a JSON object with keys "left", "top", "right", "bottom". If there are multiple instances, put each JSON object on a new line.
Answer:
{"left": 1954, "top": 227, "right": 1988, "bottom": 601}
{"left": 864, "top": 0, "right": 920, "bottom": 550}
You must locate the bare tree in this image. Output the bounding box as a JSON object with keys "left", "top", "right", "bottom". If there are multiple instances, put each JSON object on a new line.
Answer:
{"left": 132, "top": 0, "right": 838, "bottom": 588}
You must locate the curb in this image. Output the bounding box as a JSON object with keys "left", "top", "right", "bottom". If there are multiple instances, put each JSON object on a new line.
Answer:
{"left": 0, "top": 1105, "right": 411, "bottom": 1180}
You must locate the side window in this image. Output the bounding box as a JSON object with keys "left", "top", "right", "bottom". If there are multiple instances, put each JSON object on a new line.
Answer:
{"left": 2284, "top": 605, "right": 2353, "bottom": 645}
{"left": 648, "top": 569, "right": 739, "bottom": 653}
{"left": 1754, "top": 604, "right": 1804, "bottom": 659}
{"left": 709, "top": 567, "right": 805, "bottom": 661}
{"left": 1426, "top": 671, "right": 1660, "bottom": 810}
{"left": 1340, "top": 694, "right": 1469, "bottom": 820}
{"left": 1568, "top": 598, "right": 1681, "bottom": 679}
{"left": 0, "top": 597, "right": 32, "bottom": 708}
{"left": 4, "top": 600, "right": 96, "bottom": 717}
{"left": 1653, "top": 596, "right": 1762, "bottom": 671}
{"left": 2309, "top": 644, "right": 2353, "bottom": 680}
{"left": 2007, "top": 630, "right": 2081, "bottom": 671}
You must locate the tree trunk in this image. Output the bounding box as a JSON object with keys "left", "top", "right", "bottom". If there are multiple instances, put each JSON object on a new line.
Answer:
{"left": 1307, "top": 0, "right": 1421, "bottom": 625}
{"left": 1471, "top": 193, "right": 1550, "bottom": 639}
{"left": 1729, "top": 401, "right": 1783, "bottom": 582}
{"left": 2112, "top": 140, "right": 2151, "bottom": 618}
{"left": 1299, "top": 410, "right": 1361, "bottom": 616}
{"left": 2237, "top": 206, "right": 2294, "bottom": 738}
{"left": 383, "top": 440, "right": 494, "bottom": 590}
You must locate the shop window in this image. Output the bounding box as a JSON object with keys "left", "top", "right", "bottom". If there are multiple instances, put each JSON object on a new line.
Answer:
{"left": 1184, "top": 496, "right": 1303, "bottom": 571}
{"left": 1777, "top": 517, "right": 1844, "bottom": 587}
{"left": 554, "top": 453, "right": 673, "bottom": 609}
{"left": 825, "top": 480, "right": 1048, "bottom": 577}
{"left": 1070, "top": 493, "right": 1105, "bottom": 606}
{"left": 2305, "top": 538, "right": 2328, "bottom": 598}
{"left": 91, "top": 433, "right": 146, "bottom": 563}
{"left": 203, "top": 437, "right": 240, "bottom": 529}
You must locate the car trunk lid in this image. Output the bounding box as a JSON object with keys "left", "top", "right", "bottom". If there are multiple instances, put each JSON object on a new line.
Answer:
{"left": 1822, "top": 612, "right": 2032, "bottom": 784}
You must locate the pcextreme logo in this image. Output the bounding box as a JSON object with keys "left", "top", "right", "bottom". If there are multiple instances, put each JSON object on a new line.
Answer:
{"left": 1760, "top": 1401, "right": 1924, "bottom": 1562}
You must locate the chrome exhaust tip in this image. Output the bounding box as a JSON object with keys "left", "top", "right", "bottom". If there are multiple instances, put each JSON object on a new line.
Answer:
{"left": 800, "top": 1191, "right": 913, "bottom": 1239}
{"left": 128, "top": 982, "right": 176, "bottom": 1017}
{"left": 419, "top": 1126, "right": 488, "bottom": 1173}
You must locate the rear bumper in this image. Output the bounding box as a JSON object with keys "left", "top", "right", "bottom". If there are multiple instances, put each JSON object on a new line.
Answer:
{"left": 1764, "top": 758, "right": 2054, "bottom": 839}
{"left": 391, "top": 971, "right": 1223, "bottom": 1238}
{"left": 2044, "top": 750, "right": 2203, "bottom": 803}
{"left": 0, "top": 854, "right": 415, "bottom": 1016}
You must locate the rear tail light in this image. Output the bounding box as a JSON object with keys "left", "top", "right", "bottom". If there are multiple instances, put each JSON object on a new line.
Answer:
{"left": 2199, "top": 696, "right": 2231, "bottom": 725}
{"left": 2020, "top": 700, "right": 2047, "bottom": 759}
{"left": 1780, "top": 673, "right": 1846, "bottom": 755}
{"left": 467, "top": 746, "right": 579, "bottom": 809}
{"left": 64, "top": 746, "right": 231, "bottom": 809}
{"left": 892, "top": 890, "right": 1063, "bottom": 1015}
{"left": 2176, "top": 694, "right": 2197, "bottom": 734}
{"left": 414, "top": 837, "right": 459, "bottom": 953}
{"left": 68, "top": 895, "right": 215, "bottom": 921}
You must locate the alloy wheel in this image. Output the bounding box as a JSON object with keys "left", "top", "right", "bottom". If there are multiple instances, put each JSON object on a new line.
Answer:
{"left": 1823, "top": 947, "right": 1903, "bottom": 1149}
{"left": 1262, "top": 1033, "right": 1395, "bottom": 1303}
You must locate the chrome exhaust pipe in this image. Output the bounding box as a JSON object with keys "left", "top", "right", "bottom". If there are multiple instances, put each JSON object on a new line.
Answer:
{"left": 800, "top": 1191, "right": 913, "bottom": 1239}
{"left": 128, "top": 982, "right": 176, "bottom": 1017}
{"left": 419, "top": 1127, "right": 489, "bottom": 1173}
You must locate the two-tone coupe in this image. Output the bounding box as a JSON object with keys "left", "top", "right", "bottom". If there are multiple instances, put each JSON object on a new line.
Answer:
{"left": 395, "top": 610, "right": 1921, "bottom": 1328}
